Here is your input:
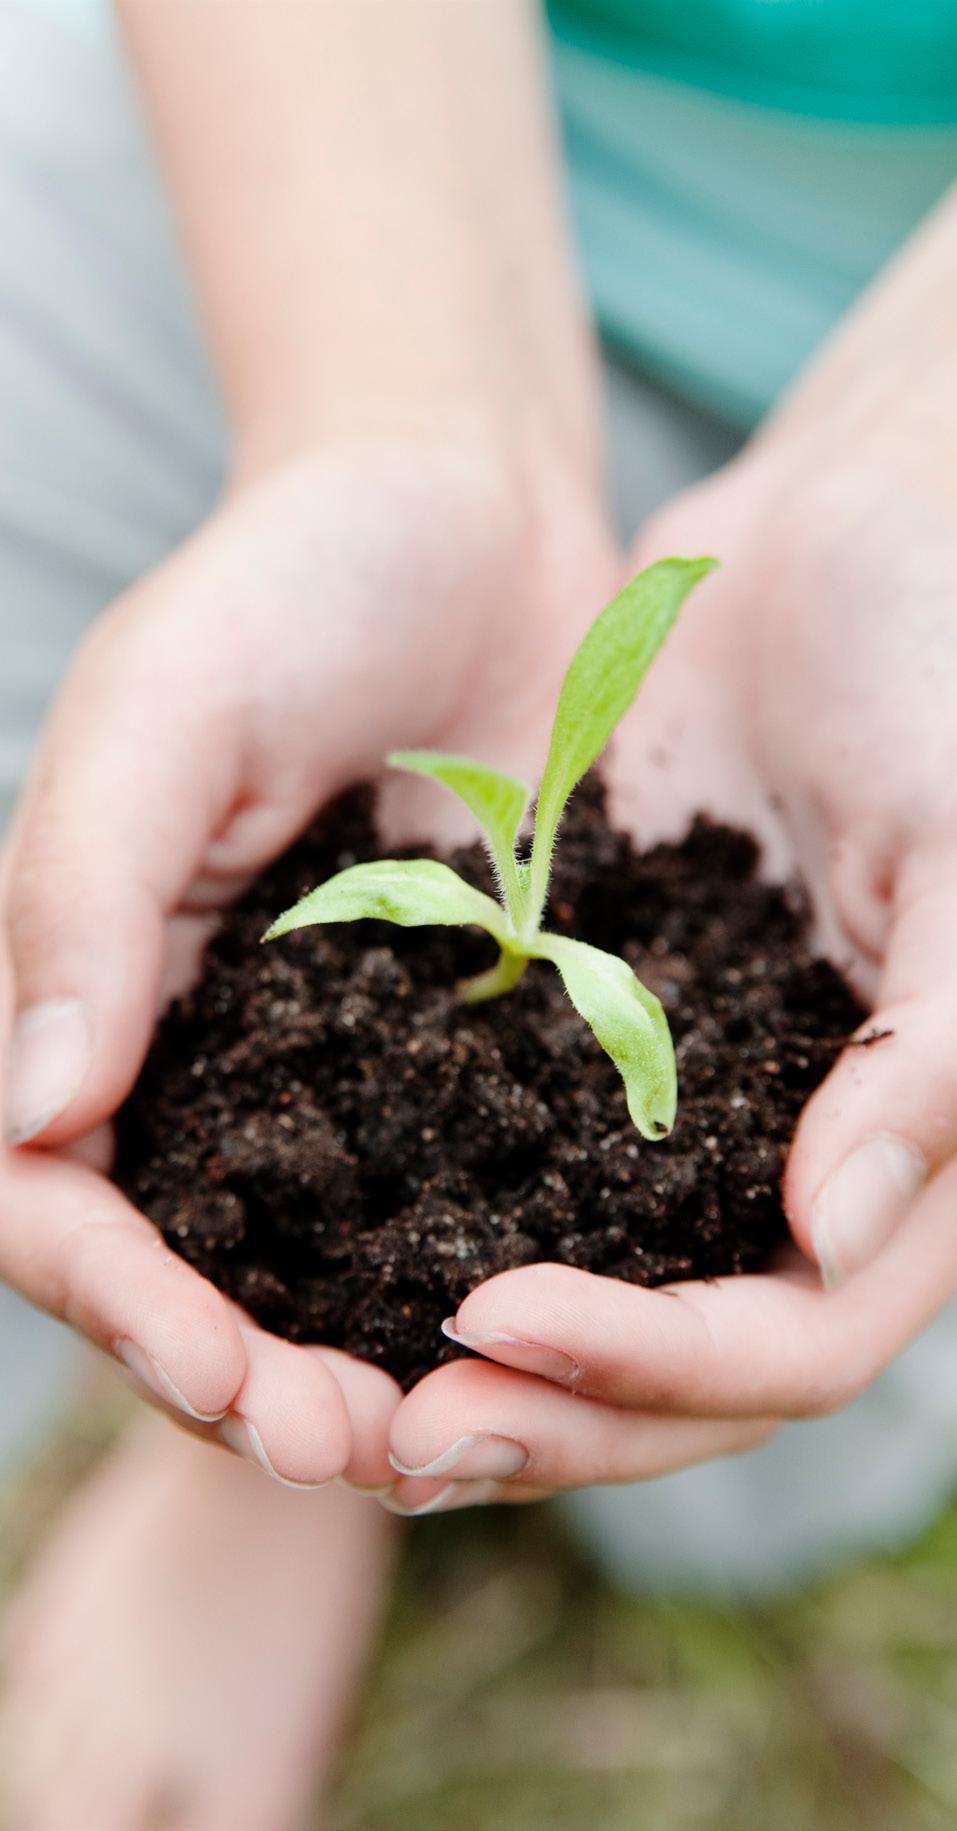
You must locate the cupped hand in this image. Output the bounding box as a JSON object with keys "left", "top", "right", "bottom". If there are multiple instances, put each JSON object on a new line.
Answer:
{"left": 0, "top": 428, "right": 615, "bottom": 1486}
{"left": 387, "top": 334, "right": 957, "bottom": 1512}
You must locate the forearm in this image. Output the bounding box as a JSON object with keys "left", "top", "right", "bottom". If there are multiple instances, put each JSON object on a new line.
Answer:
{"left": 117, "top": 0, "right": 601, "bottom": 487}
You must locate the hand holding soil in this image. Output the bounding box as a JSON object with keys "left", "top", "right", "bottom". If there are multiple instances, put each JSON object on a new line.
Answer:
{"left": 3, "top": 216, "right": 957, "bottom": 1512}
{"left": 0, "top": 428, "right": 615, "bottom": 1490}
{"left": 388, "top": 378, "right": 957, "bottom": 1509}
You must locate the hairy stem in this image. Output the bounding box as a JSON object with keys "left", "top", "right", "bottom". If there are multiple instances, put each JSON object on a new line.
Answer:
{"left": 494, "top": 849, "right": 528, "bottom": 936}
{"left": 457, "top": 947, "right": 528, "bottom": 1004}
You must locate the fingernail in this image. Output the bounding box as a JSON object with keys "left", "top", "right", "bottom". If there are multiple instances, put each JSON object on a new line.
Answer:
{"left": 4, "top": 998, "right": 91, "bottom": 1144}
{"left": 811, "top": 1133, "right": 927, "bottom": 1288}
{"left": 389, "top": 1433, "right": 528, "bottom": 1481}
{"left": 217, "top": 1415, "right": 329, "bottom": 1490}
{"left": 441, "top": 1318, "right": 581, "bottom": 1386}
{"left": 113, "top": 1339, "right": 230, "bottom": 1423}
{"left": 336, "top": 1478, "right": 396, "bottom": 1498}
{"left": 380, "top": 1479, "right": 502, "bottom": 1518}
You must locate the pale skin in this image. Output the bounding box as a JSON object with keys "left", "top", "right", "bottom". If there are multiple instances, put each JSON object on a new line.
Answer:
{"left": 1, "top": 0, "right": 956, "bottom": 1822}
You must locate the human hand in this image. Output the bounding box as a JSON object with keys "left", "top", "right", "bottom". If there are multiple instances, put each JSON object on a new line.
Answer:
{"left": 0, "top": 429, "right": 614, "bottom": 1487}
{"left": 385, "top": 255, "right": 957, "bottom": 1511}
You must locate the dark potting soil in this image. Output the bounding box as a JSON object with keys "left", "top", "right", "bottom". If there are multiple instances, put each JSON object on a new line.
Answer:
{"left": 115, "top": 778, "right": 863, "bottom": 1388}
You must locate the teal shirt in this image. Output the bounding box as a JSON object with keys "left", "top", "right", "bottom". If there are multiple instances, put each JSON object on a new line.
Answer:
{"left": 547, "top": 1, "right": 957, "bottom": 425}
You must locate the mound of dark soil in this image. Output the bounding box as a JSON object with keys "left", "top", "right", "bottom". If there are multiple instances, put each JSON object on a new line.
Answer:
{"left": 115, "top": 780, "right": 862, "bottom": 1387}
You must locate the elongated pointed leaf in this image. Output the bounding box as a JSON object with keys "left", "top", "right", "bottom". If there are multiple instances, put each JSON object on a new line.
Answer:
{"left": 530, "top": 932, "right": 676, "bottom": 1140}
{"left": 388, "top": 751, "right": 529, "bottom": 851}
{"left": 527, "top": 557, "right": 717, "bottom": 926}
{"left": 263, "top": 859, "right": 509, "bottom": 945}
{"left": 388, "top": 750, "right": 530, "bottom": 925}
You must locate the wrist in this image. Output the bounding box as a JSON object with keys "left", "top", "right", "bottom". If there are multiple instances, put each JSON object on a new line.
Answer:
{"left": 228, "top": 390, "right": 608, "bottom": 561}
{"left": 230, "top": 395, "right": 508, "bottom": 493}
{"left": 229, "top": 337, "right": 606, "bottom": 494}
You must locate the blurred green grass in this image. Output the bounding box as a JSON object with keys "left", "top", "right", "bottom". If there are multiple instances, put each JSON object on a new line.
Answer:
{"left": 3, "top": 1410, "right": 957, "bottom": 1830}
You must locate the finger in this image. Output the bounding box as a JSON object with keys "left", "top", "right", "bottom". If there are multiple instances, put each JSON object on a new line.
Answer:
{"left": 307, "top": 1345, "right": 403, "bottom": 1491}
{"left": 0, "top": 611, "right": 238, "bottom": 1146}
{"left": 381, "top": 1478, "right": 556, "bottom": 1517}
{"left": 445, "top": 1154, "right": 957, "bottom": 1418}
{"left": 0, "top": 1147, "right": 246, "bottom": 1421}
{"left": 387, "top": 1359, "right": 772, "bottom": 1502}
{"left": 0, "top": 924, "right": 11, "bottom": 1054}
{"left": 786, "top": 843, "right": 957, "bottom": 1284}
{"left": 211, "top": 1323, "right": 352, "bottom": 1488}
{"left": 59, "top": 1121, "right": 115, "bottom": 1176}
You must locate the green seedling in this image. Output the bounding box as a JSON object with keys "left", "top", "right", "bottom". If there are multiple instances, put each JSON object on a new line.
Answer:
{"left": 264, "top": 556, "right": 717, "bottom": 1139}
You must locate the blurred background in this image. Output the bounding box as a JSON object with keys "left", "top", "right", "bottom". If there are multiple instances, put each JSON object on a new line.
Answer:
{"left": 4, "top": 1393, "right": 957, "bottom": 1830}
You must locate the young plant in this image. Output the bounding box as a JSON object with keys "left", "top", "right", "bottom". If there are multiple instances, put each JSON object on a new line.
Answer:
{"left": 263, "top": 556, "right": 716, "bottom": 1139}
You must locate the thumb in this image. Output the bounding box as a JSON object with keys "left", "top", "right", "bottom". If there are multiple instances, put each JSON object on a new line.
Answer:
{"left": 1, "top": 601, "right": 240, "bottom": 1146}
{"left": 785, "top": 842, "right": 957, "bottom": 1285}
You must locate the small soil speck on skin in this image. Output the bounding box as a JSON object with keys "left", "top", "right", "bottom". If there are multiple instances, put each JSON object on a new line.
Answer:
{"left": 847, "top": 1026, "right": 894, "bottom": 1049}
{"left": 115, "top": 778, "right": 864, "bottom": 1388}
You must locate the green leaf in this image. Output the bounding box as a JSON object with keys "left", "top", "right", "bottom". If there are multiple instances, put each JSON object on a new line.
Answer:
{"left": 526, "top": 556, "right": 717, "bottom": 930}
{"left": 530, "top": 932, "right": 677, "bottom": 1140}
{"left": 262, "top": 858, "right": 510, "bottom": 946}
{"left": 388, "top": 750, "right": 530, "bottom": 926}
